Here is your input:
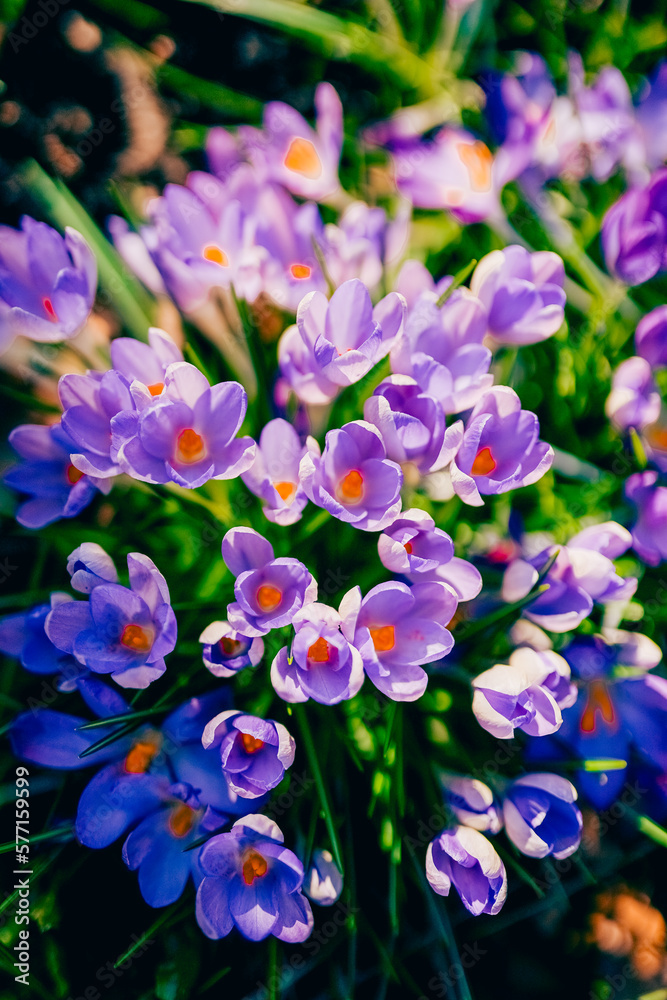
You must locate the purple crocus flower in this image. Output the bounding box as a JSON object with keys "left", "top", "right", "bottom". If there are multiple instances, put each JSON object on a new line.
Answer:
{"left": 66, "top": 542, "right": 118, "bottom": 593}
{"left": 325, "top": 200, "right": 409, "bottom": 293}
{"left": 625, "top": 470, "right": 667, "bottom": 565}
{"left": 59, "top": 369, "right": 134, "bottom": 479}
{"left": 635, "top": 305, "right": 667, "bottom": 368}
{"left": 503, "top": 774, "right": 582, "bottom": 859}
{"left": 503, "top": 522, "right": 637, "bottom": 632}
{"left": 222, "top": 527, "right": 317, "bottom": 637}
{"left": 389, "top": 287, "right": 492, "bottom": 415}
{"left": 387, "top": 128, "right": 512, "bottom": 224}
{"left": 439, "top": 774, "right": 503, "bottom": 834}
{"left": 196, "top": 814, "right": 313, "bottom": 942}
{"left": 45, "top": 547, "right": 177, "bottom": 688}
{"left": 635, "top": 61, "right": 667, "bottom": 171}
{"left": 201, "top": 710, "right": 295, "bottom": 798}
{"left": 299, "top": 420, "right": 403, "bottom": 532}
{"left": 376, "top": 508, "right": 483, "bottom": 601}
{"left": 469, "top": 246, "right": 566, "bottom": 345}
{"left": 340, "top": 580, "right": 456, "bottom": 701}
{"left": 277, "top": 320, "right": 340, "bottom": 405}
{"left": 241, "top": 82, "right": 343, "bottom": 202}
{"left": 363, "top": 377, "right": 460, "bottom": 475}
{"left": 449, "top": 387, "right": 554, "bottom": 507}
{"left": 545, "top": 629, "right": 666, "bottom": 808}
{"left": 0, "top": 216, "right": 96, "bottom": 352}
{"left": 471, "top": 647, "right": 572, "bottom": 739}
{"left": 271, "top": 599, "right": 365, "bottom": 705}
{"left": 200, "top": 620, "right": 264, "bottom": 678}
{"left": 11, "top": 690, "right": 252, "bottom": 907}
{"left": 112, "top": 362, "right": 256, "bottom": 489}
{"left": 4, "top": 422, "right": 110, "bottom": 529}
{"left": 426, "top": 825, "right": 507, "bottom": 916}
{"left": 605, "top": 356, "right": 661, "bottom": 431}
{"left": 304, "top": 849, "right": 343, "bottom": 906}
{"left": 241, "top": 418, "right": 309, "bottom": 526}
{"left": 601, "top": 169, "right": 667, "bottom": 285}
{"left": 293, "top": 279, "right": 405, "bottom": 389}
{"left": 109, "top": 327, "right": 183, "bottom": 399}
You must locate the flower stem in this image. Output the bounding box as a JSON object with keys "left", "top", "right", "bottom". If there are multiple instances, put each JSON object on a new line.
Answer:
{"left": 295, "top": 705, "right": 345, "bottom": 875}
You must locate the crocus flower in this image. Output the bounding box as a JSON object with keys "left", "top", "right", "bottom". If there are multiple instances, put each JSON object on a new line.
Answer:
{"left": 471, "top": 647, "right": 572, "bottom": 739}
{"left": 324, "top": 200, "right": 409, "bottom": 293}
{"left": 139, "top": 183, "right": 262, "bottom": 313}
{"left": 635, "top": 305, "right": 667, "bottom": 368}
{"left": 0, "top": 216, "right": 96, "bottom": 352}
{"left": 426, "top": 825, "right": 507, "bottom": 916}
{"left": 293, "top": 279, "right": 405, "bottom": 389}
{"left": 542, "top": 630, "right": 667, "bottom": 808}
{"left": 109, "top": 327, "right": 183, "bottom": 398}
{"left": 196, "top": 814, "right": 313, "bottom": 942}
{"left": 601, "top": 169, "right": 667, "bottom": 285}
{"left": 242, "top": 82, "right": 343, "bottom": 201}
{"left": 363, "top": 377, "right": 459, "bottom": 475}
{"left": 277, "top": 321, "right": 340, "bottom": 405}
{"left": 299, "top": 420, "right": 403, "bottom": 532}
{"left": 503, "top": 774, "right": 582, "bottom": 859}
{"left": 112, "top": 362, "right": 256, "bottom": 489}
{"left": 469, "top": 246, "right": 566, "bottom": 345}
{"left": 605, "top": 357, "right": 661, "bottom": 431}
{"left": 439, "top": 774, "right": 503, "bottom": 834}
{"left": 200, "top": 620, "right": 264, "bottom": 677}
{"left": 340, "top": 580, "right": 456, "bottom": 701}
{"left": 11, "top": 690, "right": 251, "bottom": 907}
{"left": 449, "top": 387, "right": 554, "bottom": 507}
{"left": 376, "top": 508, "right": 483, "bottom": 601}
{"left": 45, "top": 547, "right": 177, "bottom": 688}
{"left": 503, "top": 522, "right": 637, "bottom": 632}
{"left": 625, "top": 470, "right": 667, "bottom": 565}
{"left": 635, "top": 61, "right": 667, "bottom": 171}
{"left": 4, "top": 422, "right": 110, "bottom": 529}
{"left": 241, "top": 418, "right": 309, "bottom": 526}
{"left": 0, "top": 594, "right": 84, "bottom": 688}
{"left": 59, "top": 369, "right": 134, "bottom": 479}
{"left": 388, "top": 128, "right": 511, "bottom": 224}
{"left": 305, "top": 849, "right": 343, "bottom": 906}
{"left": 271, "top": 599, "right": 364, "bottom": 705}
{"left": 66, "top": 542, "right": 118, "bottom": 593}
{"left": 389, "top": 288, "right": 492, "bottom": 415}
{"left": 201, "top": 710, "right": 295, "bottom": 798}
{"left": 222, "top": 526, "right": 317, "bottom": 637}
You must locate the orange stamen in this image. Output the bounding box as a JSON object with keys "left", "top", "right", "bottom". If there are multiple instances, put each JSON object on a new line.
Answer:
{"left": 369, "top": 625, "right": 395, "bottom": 652}
{"left": 580, "top": 680, "right": 617, "bottom": 734}
{"left": 457, "top": 141, "right": 493, "bottom": 192}
{"left": 256, "top": 584, "right": 282, "bottom": 612}
{"left": 240, "top": 732, "right": 265, "bottom": 754}
{"left": 290, "top": 263, "right": 312, "bottom": 279}
{"left": 274, "top": 481, "right": 296, "bottom": 502}
{"left": 42, "top": 296, "right": 58, "bottom": 322}
{"left": 120, "top": 623, "right": 153, "bottom": 653}
{"left": 471, "top": 447, "right": 496, "bottom": 477}
{"left": 169, "top": 802, "right": 197, "bottom": 838}
{"left": 124, "top": 735, "right": 161, "bottom": 774}
{"left": 242, "top": 849, "right": 268, "bottom": 886}
{"left": 66, "top": 464, "right": 85, "bottom": 485}
{"left": 307, "top": 636, "right": 330, "bottom": 662}
{"left": 176, "top": 428, "right": 206, "bottom": 464}
{"left": 337, "top": 470, "right": 364, "bottom": 505}
{"left": 219, "top": 636, "right": 244, "bottom": 657}
{"left": 202, "top": 244, "right": 229, "bottom": 266}
{"left": 283, "top": 137, "right": 322, "bottom": 179}
{"left": 147, "top": 382, "right": 164, "bottom": 396}
{"left": 404, "top": 541, "right": 413, "bottom": 555}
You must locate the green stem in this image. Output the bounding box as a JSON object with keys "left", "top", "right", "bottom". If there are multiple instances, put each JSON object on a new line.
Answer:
{"left": 0, "top": 825, "right": 74, "bottom": 855}
{"left": 295, "top": 706, "right": 345, "bottom": 874}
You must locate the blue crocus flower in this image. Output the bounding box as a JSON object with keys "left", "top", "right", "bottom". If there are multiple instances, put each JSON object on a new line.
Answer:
{"left": 11, "top": 689, "right": 258, "bottom": 908}
{"left": 529, "top": 630, "right": 667, "bottom": 808}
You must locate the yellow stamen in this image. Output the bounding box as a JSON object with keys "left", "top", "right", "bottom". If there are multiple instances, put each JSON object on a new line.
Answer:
{"left": 147, "top": 382, "right": 164, "bottom": 396}
{"left": 202, "top": 244, "right": 229, "bottom": 266}
{"left": 337, "top": 470, "right": 364, "bottom": 505}
{"left": 307, "top": 636, "right": 330, "bottom": 662}
{"left": 240, "top": 732, "right": 265, "bottom": 754}
{"left": 242, "top": 849, "right": 268, "bottom": 886}
{"left": 290, "top": 263, "right": 312, "bottom": 279}
{"left": 369, "top": 625, "right": 395, "bottom": 652}
{"left": 256, "top": 584, "right": 282, "bottom": 612}
{"left": 283, "top": 137, "right": 322, "bottom": 178}
{"left": 120, "top": 623, "right": 153, "bottom": 653}
{"left": 274, "top": 481, "right": 296, "bottom": 502}
{"left": 66, "top": 464, "right": 85, "bottom": 485}
{"left": 169, "top": 802, "right": 197, "bottom": 838}
{"left": 471, "top": 447, "right": 496, "bottom": 477}
{"left": 176, "top": 428, "right": 206, "bottom": 464}
{"left": 457, "top": 141, "right": 493, "bottom": 192}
